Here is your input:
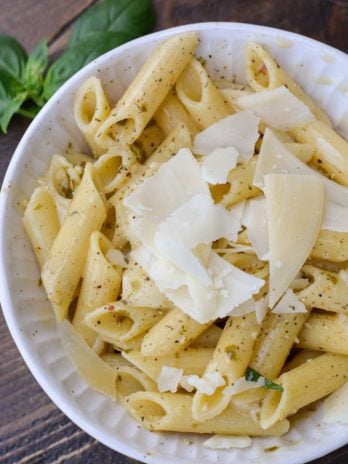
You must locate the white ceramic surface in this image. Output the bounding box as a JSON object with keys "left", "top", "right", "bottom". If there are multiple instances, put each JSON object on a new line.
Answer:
{"left": 1, "top": 23, "right": 348, "bottom": 464}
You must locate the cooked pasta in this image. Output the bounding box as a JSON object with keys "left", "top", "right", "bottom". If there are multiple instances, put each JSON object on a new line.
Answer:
{"left": 23, "top": 32, "right": 348, "bottom": 445}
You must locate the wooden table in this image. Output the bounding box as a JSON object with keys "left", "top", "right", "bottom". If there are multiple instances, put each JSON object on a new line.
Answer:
{"left": 0, "top": 1, "right": 347, "bottom": 463}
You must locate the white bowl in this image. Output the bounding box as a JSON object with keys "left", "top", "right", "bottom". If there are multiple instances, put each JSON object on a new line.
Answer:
{"left": 1, "top": 22, "right": 348, "bottom": 464}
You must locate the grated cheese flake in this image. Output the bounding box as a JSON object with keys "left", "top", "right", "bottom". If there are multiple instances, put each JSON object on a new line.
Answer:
{"left": 125, "top": 147, "right": 264, "bottom": 323}
{"left": 203, "top": 435, "right": 252, "bottom": 449}
{"left": 157, "top": 366, "right": 184, "bottom": 393}
{"left": 186, "top": 372, "right": 225, "bottom": 395}
{"left": 272, "top": 289, "right": 307, "bottom": 314}
{"left": 236, "top": 86, "right": 314, "bottom": 131}
{"left": 254, "top": 128, "right": 348, "bottom": 233}
{"left": 200, "top": 146, "right": 239, "bottom": 184}
{"left": 193, "top": 111, "right": 260, "bottom": 162}
{"left": 242, "top": 197, "right": 269, "bottom": 261}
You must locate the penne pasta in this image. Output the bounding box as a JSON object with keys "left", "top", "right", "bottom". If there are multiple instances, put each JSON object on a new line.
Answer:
{"left": 284, "top": 142, "right": 314, "bottom": 163}
{"left": 133, "top": 123, "right": 165, "bottom": 160}
{"left": 193, "top": 313, "right": 260, "bottom": 422}
{"left": 125, "top": 391, "right": 289, "bottom": 435}
{"left": 298, "top": 312, "right": 348, "bottom": 354}
{"left": 176, "top": 58, "right": 230, "bottom": 128}
{"left": 291, "top": 120, "right": 348, "bottom": 186}
{"left": 41, "top": 164, "right": 107, "bottom": 321}
{"left": 154, "top": 89, "right": 200, "bottom": 136}
{"left": 23, "top": 187, "right": 60, "bottom": 268}
{"left": 297, "top": 265, "right": 348, "bottom": 313}
{"left": 121, "top": 257, "right": 171, "bottom": 309}
{"left": 72, "top": 231, "right": 123, "bottom": 348}
{"left": 96, "top": 32, "right": 199, "bottom": 149}
{"left": 190, "top": 324, "right": 223, "bottom": 349}
{"left": 45, "top": 154, "right": 84, "bottom": 224}
{"left": 221, "top": 157, "right": 261, "bottom": 208}
{"left": 24, "top": 33, "right": 348, "bottom": 444}
{"left": 260, "top": 353, "right": 348, "bottom": 429}
{"left": 141, "top": 307, "right": 211, "bottom": 357}
{"left": 249, "top": 312, "right": 309, "bottom": 379}
{"left": 245, "top": 42, "right": 331, "bottom": 125}
{"left": 122, "top": 347, "right": 213, "bottom": 381}
{"left": 85, "top": 302, "right": 166, "bottom": 345}
{"left": 59, "top": 320, "right": 116, "bottom": 399}
{"left": 73, "top": 76, "right": 111, "bottom": 156}
{"left": 282, "top": 349, "right": 321, "bottom": 372}
{"left": 102, "top": 353, "right": 156, "bottom": 404}
{"left": 311, "top": 230, "right": 348, "bottom": 262}
{"left": 93, "top": 147, "right": 137, "bottom": 194}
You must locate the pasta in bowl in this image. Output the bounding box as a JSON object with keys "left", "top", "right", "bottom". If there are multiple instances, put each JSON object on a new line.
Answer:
{"left": 1, "top": 22, "right": 348, "bottom": 464}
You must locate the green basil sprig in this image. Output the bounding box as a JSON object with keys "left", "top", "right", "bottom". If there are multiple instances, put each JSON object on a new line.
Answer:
{"left": 0, "top": 0, "right": 155, "bottom": 134}
{"left": 68, "top": 0, "right": 155, "bottom": 48}
{"left": 245, "top": 367, "right": 284, "bottom": 391}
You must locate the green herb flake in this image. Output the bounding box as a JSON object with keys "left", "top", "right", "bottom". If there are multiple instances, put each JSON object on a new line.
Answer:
{"left": 245, "top": 367, "right": 284, "bottom": 391}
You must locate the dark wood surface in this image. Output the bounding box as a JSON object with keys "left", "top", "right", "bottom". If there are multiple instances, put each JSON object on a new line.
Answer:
{"left": 0, "top": 1, "right": 347, "bottom": 463}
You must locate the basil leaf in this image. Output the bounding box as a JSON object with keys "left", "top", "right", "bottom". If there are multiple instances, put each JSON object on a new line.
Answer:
{"left": 43, "top": 30, "right": 133, "bottom": 100}
{"left": 245, "top": 367, "right": 284, "bottom": 391}
{"left": 24, "top": 39, "right": 48, "bottom": 105}
{"left": 0, "top": 70, "right": 28, "bottom": 133}
{"left": 68, "top": 0, "right": 155, "bottom": 49}
{"left": 0, "top": 34, "right": 28, "bottom": 84}
{"left": 25, "top": 39, "right": 48, "bottom": 85}
{"left": 0, "top": 91, "right": 28, "bottom": 133}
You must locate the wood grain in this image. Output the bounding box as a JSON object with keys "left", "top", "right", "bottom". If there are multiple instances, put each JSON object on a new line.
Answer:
{"left": 0, "top": 1, "right": 348, "bottom": 463}
{"left": 152, "top": 0, "right": 348, "bottom": 53}
{"left": 0, "top": 0, "right": 97, "bottom": 51}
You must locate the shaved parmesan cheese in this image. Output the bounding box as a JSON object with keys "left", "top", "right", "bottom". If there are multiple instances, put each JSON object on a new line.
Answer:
{"left": 236, "top": 86, "right": 314, "bottom": 131}
{"left": 193, "top": 111, "right": 260, "bottom": 162}
{"left": 157, "top": 366, "right": 183, "bottom": 393}
{"left": 131, "top": 249, "right": 264, "bottom": 324}
{"left": 156, "top": 194, "right": 243, "bottom": 246}
{"left": 180, "top": 375, "right": 195, "bottom": 393}
{"left": 131, "top": 246, "right": 186, "bottom": 291}
{"left": 321, "top": 201, "right": 348, "bottom": 232}
{"left": 155, "top": 236, "right": 212, "bottom": 286}
{"left": 254, "top": 128, "right": 348, "bottom": 232}
{"left": 200, "top": 146, "right": 239, "bottom": 184}
{"left": 59, "top": 320, "right": 116, "bottom": 398}
{"left": 255, "top": 294, "right": 269, "bottom": 324}
{"left": 224, "top": 376, "right": 266, "bottom": 395}
{"left": 228, "top": 299, "right": 256, "bottom": 317}
{"left": 125, "top": 146, "right": 264, "bottom": 323}
{"left": 186, "top": 372, "right": 225, "bottom": 395}
{"left": 106, "top": 249, "right": 127, "bottom": 267}
{"left": 203, "top": 435, "right": 252, "bottom": 449}
{"left": 264, "top": 174, "right": 324, "bottom": 307}
{"left": 124, "top": 148, "right": 209, "bottom": 220}
{"left": 323, "top": 381, "right": 348, "bottom": 424}
{"left": 242, "top": 197, "right": 269, "bottom": 260}
{"left": 272, "top": 289, "right": 307, "bottom": 314}
{"left": 185, "top": 252, "right": 264, "bottom": 323}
